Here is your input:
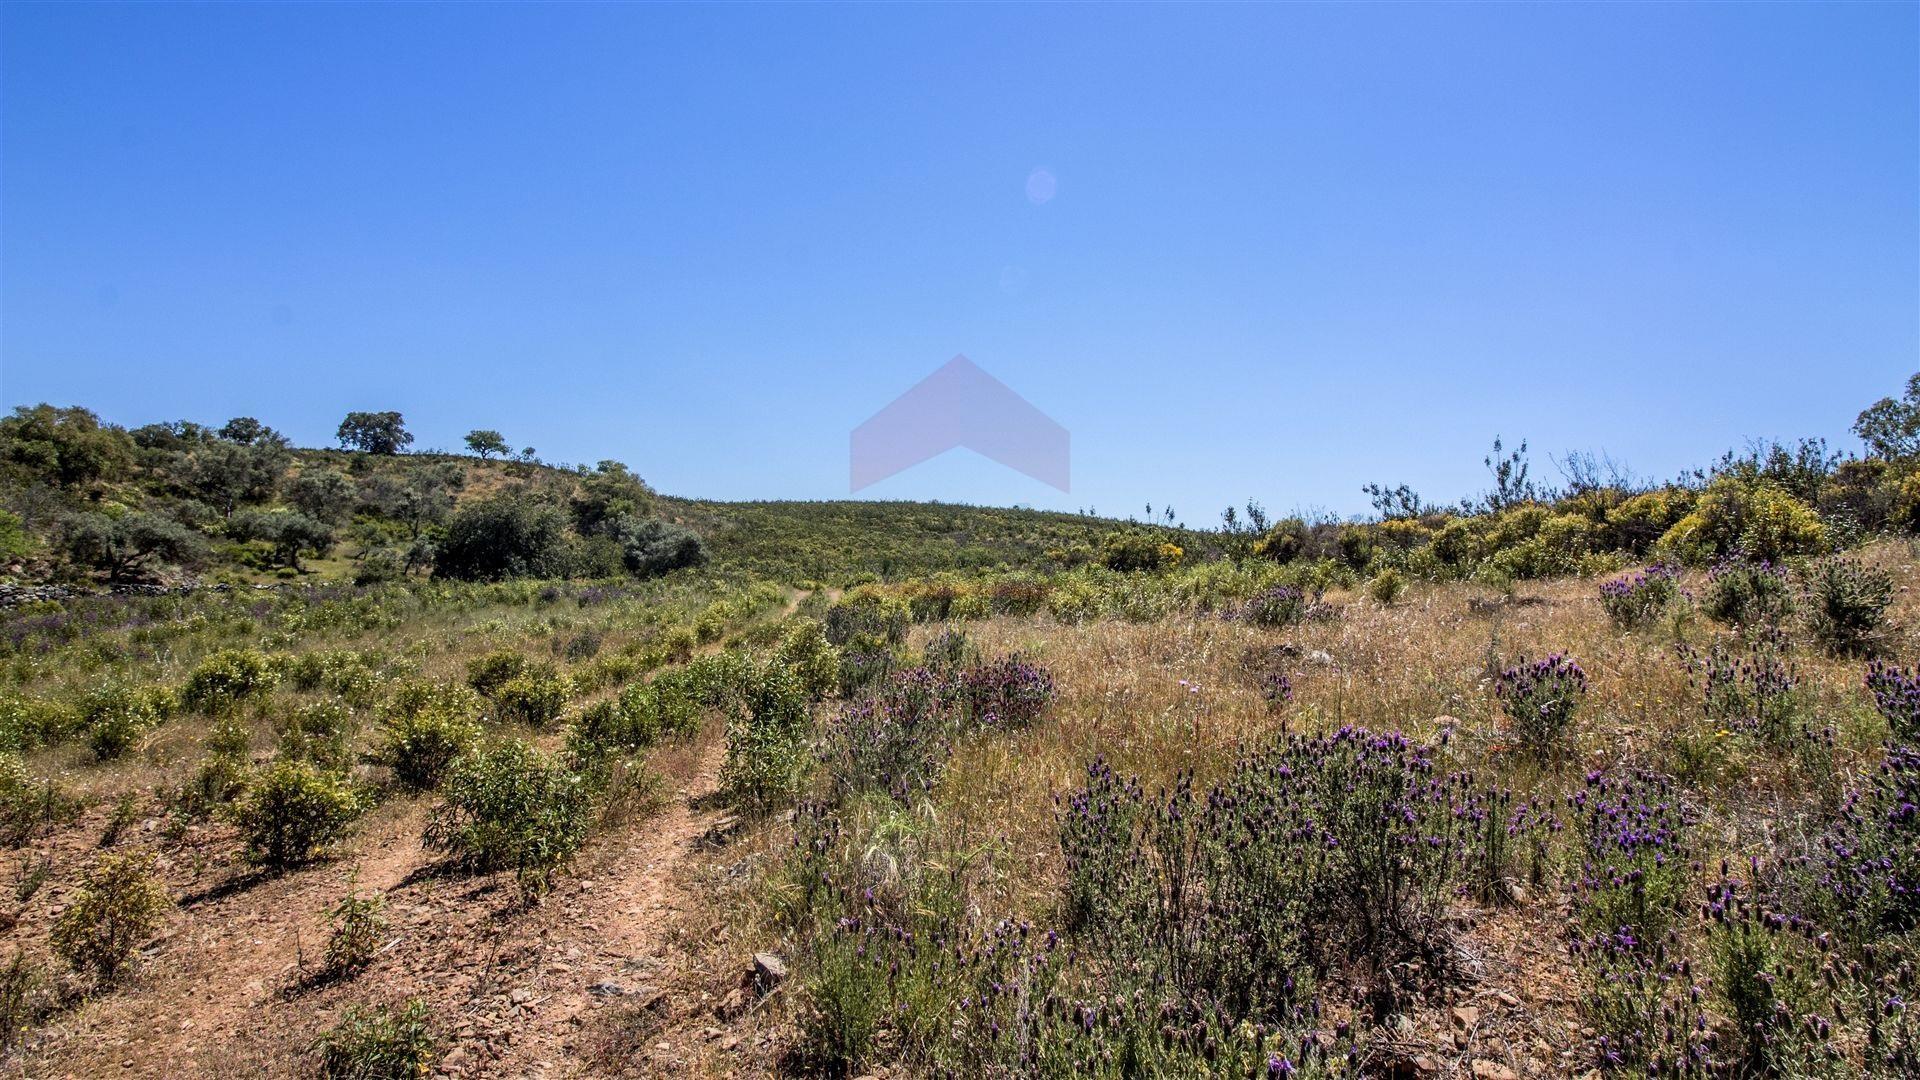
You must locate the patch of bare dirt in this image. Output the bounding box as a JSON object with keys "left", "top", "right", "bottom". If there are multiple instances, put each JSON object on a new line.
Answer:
{"left": 11, "top": 726, "right": 736, "bottom": 1079}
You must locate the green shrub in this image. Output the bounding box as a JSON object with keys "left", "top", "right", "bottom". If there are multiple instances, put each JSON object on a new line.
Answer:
{"left": 353, "top": 547, "right": 407, "bottom": 586}
{"left": 1366, "top": 567, "right": 1406, "bottom": 605}
{"left": 610, "top": 516, "right": 709, "bottom": 578}
{"left": 233, "top": 760, "right": 364, "bottom": 868}
{"left": 465, "top": 650, "right": 532, "bottom": 696}
{"left": 433, "top": 492, "right": 572, "bottom": 581}
{"left": 558, "top": 628, "right": 603, "bottom": 662}
{"left": 370, "top": 685, "right": 482, "bottom": 791}
{"left": 183, "top": 648, "right": 280, "bottom": 714}
{"left": 493, "top": 670, "right": 572, "bottom": 727}
{"left": 0, "top": 950, "right": 46, "bottom": 1054}
{"left": 80, "top": 683, "right": 174, "bottom": 761}
{"left": 314, "top": 998, "right": 436, "bottom": 1080}
{"left": 823, "top": 592, "right": 910, "bottom": 649}
{"left": 278, "top": 700, "right": 358, "bottom": 770}
{"left": 171, "top": 718, "right": 254, "bottom": 818}
{"left": 568, "top": 675, "right": 703, "bottom": 763}
{"left": 50, "top": 852, "right": 171, "bottom": 984}
{"left": 1044, "top": 578, "right": 1102, "bottom": 624}
{"left": 1657, "top": 477, "right": 1826, "bottom": 564}
{"left": 1802, "top": 556, "right": 1894, "bottom": 656}
{"left": 284, "top": 650, "right": 393, "bottom": 707}
{"left": 323, "top": 881, "right": 387, "bottom": 978}
{"left": 1252, "top": 517, "right": 1309, "bottom": 562}
{"left": 0, "top": 753, "right": 75, "bottom": 846}
{"left": 721, "top": 660, "right": 812, "bottom": 810}
{"left": 1100, "top": 530, "right": 1182, "bottom": 572}
{"left": 424, "top": 739, "right": 594, "bottom": 896}
{"left": 774, "top": 617, "right": 840, "bottom": 700}
{"left": 0, "top": 695, "right": 74, "bottom": 753}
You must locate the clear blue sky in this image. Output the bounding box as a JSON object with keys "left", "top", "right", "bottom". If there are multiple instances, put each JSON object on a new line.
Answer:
{"left": 3, "top": 3, "right": 1915, "bottom": 523}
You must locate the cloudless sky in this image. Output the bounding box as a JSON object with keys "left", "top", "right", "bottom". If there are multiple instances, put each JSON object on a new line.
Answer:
{"left": 3, "top": 2, "right": 1915, "bottom": 523}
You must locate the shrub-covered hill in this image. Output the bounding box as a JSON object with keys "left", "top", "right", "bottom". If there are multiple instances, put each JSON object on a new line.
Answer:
{"left": 7, "top": 372, "right": 1920, "bottom": 591}
{"left": 661, "top": 497, "right": 1217, "bottom": 583}
{"left": 0, "top": 407, "right": 1202, "bottom": 588}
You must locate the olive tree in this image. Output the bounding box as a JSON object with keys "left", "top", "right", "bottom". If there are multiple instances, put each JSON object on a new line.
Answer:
{"left": 230, "top": 510, "right": 334, "bottom": 571}
{"left": 59, "top": 511, "right": 206, "bottom": 581}
{"left": 1855, "top": 372, "right": 1920, "bottom": 460}
{"left": 286, "top": 468, "right": 358, "bottom": 525}
{"left": 433, "top": 494, "right": 571, "bottom": 581}
{"left": 609, "top": 516, "right": 707, "bottom": 578}
{"left": 336, "top": 411, "right": 413, "bottom": 455}
{"left": 185, "top": 439, "right": 289, "bottom": 518}
{"left": 464, "top": 429, "right": 509, "bottom": 460}
{"left": 0, "top": 404, "right": 135, "bottom": 488}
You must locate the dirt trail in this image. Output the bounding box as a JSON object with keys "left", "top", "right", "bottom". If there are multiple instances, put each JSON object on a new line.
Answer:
{"left": 16, "top": 593, "right": 811, "bottom": 1079}
{"left": 18, "top": 729, "right": 733, "bottom": 1079}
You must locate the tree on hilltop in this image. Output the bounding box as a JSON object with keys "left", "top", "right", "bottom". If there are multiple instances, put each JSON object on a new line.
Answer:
{"left": 464, "top": 429, "right": 510, "bottom": 460}
{"left": 337, "top": 411, "right": 413, "bottom": 455}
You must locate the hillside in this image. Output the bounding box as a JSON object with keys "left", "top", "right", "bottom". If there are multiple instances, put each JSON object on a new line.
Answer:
{"left": 2, "top": 385, "right": 1920, "bottom": 1078}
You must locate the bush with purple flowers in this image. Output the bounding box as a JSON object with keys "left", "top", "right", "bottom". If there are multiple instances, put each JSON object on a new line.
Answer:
{"left": 1494, "top": 653, "right": 1589, "bottom": 758}
{"left": 1866, "top": 661, "right": 1920, "bottom": 743}
{"left": 1599, "top": 563, "right": 1684, "bottom": 628}
{"left": 1811, "top": 745, "right": 1920, "bottom": 937}
{"left": 1059, "top": 727, "right": 1484, "bottom": 1023}
{"left": 950, "top": 655, "right": 1055, "bottom": 729}
{"left": 1233, "top": 585, "right": 1310, "bottom": 628}
{"left": 1456, "top": 786, "right": 1559, "bottom": 904}
{"left": 1564, "top": 768, "right": 1702, "bottom": 1073}
{"left": 1703, "top": 554, "right": 1795, "bottom": 631}
{"left": 1793, "top": 746, "right": 1920, "bottom": 1068}
{"left": 1703, "top": 866, "right": 1837, "bottom": 1077}
{"left": 814, "top": 653, "right": 1056, "bottom": 806}
{"left": 1803, "top": 555, "right": 1894, "bottom": 657}
{"left": 1681, "top": 640, "right": 1808, "bottom": 748}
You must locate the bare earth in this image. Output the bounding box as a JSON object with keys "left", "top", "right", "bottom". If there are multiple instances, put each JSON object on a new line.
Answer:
{"left": 8, "top": 728, "right": 740, "bottom": 1080}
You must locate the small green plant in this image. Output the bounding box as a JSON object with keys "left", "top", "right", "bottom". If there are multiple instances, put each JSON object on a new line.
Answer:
{"left": 79, "top": 683, "right": 174, "bottom": 761}
{"left": 369, "top": 682, "right": 483, "bottom": 791}
{"left": 50, "top": 851, "right": 172, "bottom": 985}
{"left": 232, "top": 760, "right": 364, "bottom": 869}
{"left": 0, "top": 951, "right": 46, "bottom": 1053}
{"left": 721, "top": 660, "right": 812, "bottom": 810}
{"left": 1802, "top": 555, "right": 1893, "bottom": 656}
{"left": 313, "top": 998, "right": 436, "bottom": 1079}
{"left": 182, "top": 648, "right": 280, "bottom": 714}
{"left": 323, "top": 877, "right": 387, "bottom": 978}
{"left": 464, "top": 650, "right": 532, "bottom": 696}
{"left": 278, "top": 700, "right": 358, "bottom": 770}
{"left": 0, "top": 753, "right": 74, "bottom": 846}
{"left": 175, "top": 719, "right": 252, "bottom": 817}
{"left": 424, "top": 739, "right": 595, "bottom": 897}
{"left": 492, "top": 670, "right": 572, "bottom": 726}
{"left": 14, "top": 852, "right": 52, "bottom": 903}
{"left": 1367, "top": 567, "right": 1406, "bottom": 605}
{"left": 99, "top": 792, "right": 141, "bottom": 848}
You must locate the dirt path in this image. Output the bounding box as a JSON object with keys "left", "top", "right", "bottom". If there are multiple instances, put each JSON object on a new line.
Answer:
{"left": 12, "top": 592, "right": 820, "bottom": 1079}
{"left": 14, "top": 725, "right": 733, "bottom": 1080}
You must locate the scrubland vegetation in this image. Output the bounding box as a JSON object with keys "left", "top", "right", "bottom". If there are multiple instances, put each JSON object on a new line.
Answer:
{"left": 1, "top": 375, "right": 1919, "bottom": 1077}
